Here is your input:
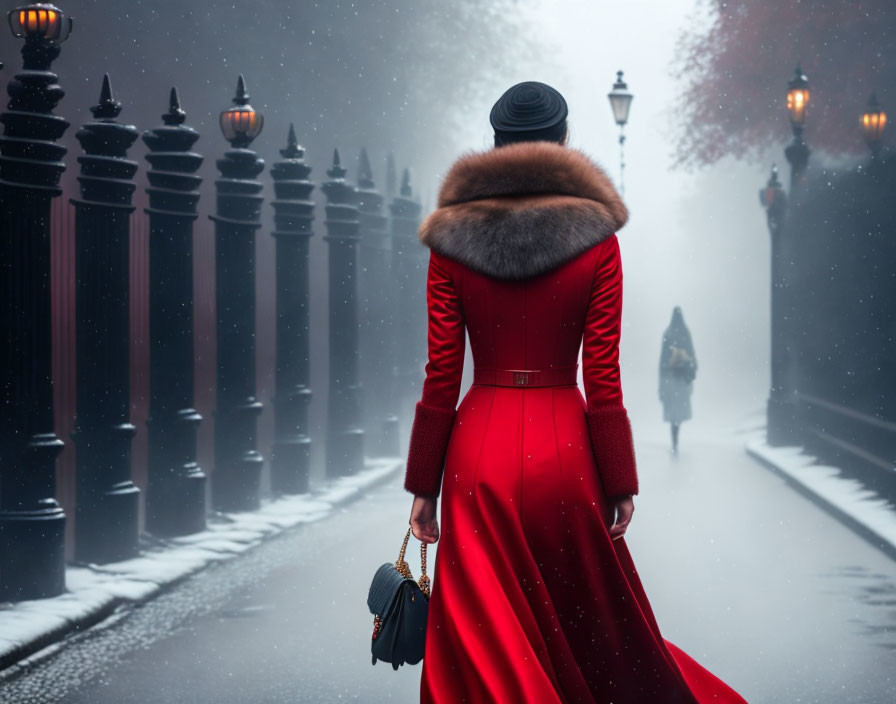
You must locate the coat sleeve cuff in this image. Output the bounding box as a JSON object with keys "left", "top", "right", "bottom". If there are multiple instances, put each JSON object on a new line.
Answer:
{"left": 586, "top": 406, "right": 639, "bottom": 499}
{"left": 404, "top": 402, "right": 457, "bottom": 498}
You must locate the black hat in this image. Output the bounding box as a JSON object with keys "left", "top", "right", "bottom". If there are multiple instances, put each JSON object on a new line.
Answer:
{"left": 490, "top": 81, "right": 568, "bottom": 141}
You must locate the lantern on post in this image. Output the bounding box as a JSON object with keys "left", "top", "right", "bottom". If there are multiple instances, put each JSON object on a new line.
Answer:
{"left": 860, "top": 93, "right": 887, "bottom": 157}
{"left": 0, "top": 0, "right": 72, "bottom": 601}
{"left": 7, "top": 2, "right": 71, "bottom": 71}
{"left": 8, "top": 2, "right": 72, "bottom": 43}
{"left": 210, "top": 75, "right": 266, "bottom": 512}
{"left": 785, "top": 65, "right": 810, "bottom": 134}
{"left": 784, "top": 65, "right": 810, "bottom": 189}
{"left": 607, "top": 70, "right": 633, "bottom": 197}
{"left": 219, "top": 75, "right": 263, "bottom": 148}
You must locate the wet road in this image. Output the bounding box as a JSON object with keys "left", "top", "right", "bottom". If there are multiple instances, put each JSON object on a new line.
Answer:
{"left": 3, "top": 428, "right": 895, "bottom": 703}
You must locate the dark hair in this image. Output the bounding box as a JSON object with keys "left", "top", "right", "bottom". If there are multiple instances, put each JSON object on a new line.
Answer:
{"left": 493, "top": 121, "right": 568, "bottom": 147}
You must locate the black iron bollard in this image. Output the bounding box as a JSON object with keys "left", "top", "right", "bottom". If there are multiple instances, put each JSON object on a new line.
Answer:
{"left": 269, "top": 125, "right": 315, "bottom": 494}
{"left": 357, "top": 148, "right": 399, "bottom": 457}
{"left": 389, "top": 169, "right": 425, "bottom": 445}
{"left": 322, "top": 149, "right": 365, "bottom": 477}
{"left": 380, "top": 153, "right": 401, "bottom": 448}
{"left": 210, "top": 76, "right": 265, "bottom": 512}
{"left": 385, "top": 153, "right": 398, "bottom": 202}
{"left": 0, "top": 6, "right": 73, "bottom": 600}
{"left": 143, "top": 88, "right": 207, "bottom": 535}
{"left": 71, "top": 75, "right": 141, "bottom": 564}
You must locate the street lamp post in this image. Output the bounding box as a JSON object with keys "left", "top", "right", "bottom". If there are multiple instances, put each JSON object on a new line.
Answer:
{"left": 860, "top": 93, "right": 887, "bottom": 158}
{"left": 269, "top": 124, "right": 315, "bottom": 494}
{"left": 784, "top": 65, "right": 811, "bottom": 190}
{"left": 143, "top": 87, "right": 207, "bottom": 536}
{"left": 71, "top": 74, "right": 141, "bottom": 563}
{"left": 322, "top": 149, "right": 365, "bottom": 477}
{"left": 760, "top": 65, "right": 813, "bottom": 447}
{"left": 0, "top": 2, "right": 72, "bottom": 600}
{"left": 210, "top": 75, "right": 265, "bottom": 511}
{"left": 607, "top": 70, "right": 633, "bottom": 197}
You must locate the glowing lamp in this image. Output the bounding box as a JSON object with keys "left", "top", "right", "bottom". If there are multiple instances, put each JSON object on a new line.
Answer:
{"left": 607, "top": 70, "right": 633, "bottom": 127}
{"left": 786, "top": 65, "right": 810, "bottom": 128}
{"left": 860, "top": 93, "right": 886, "bottom": 153}
{"left": 8, "top": 3, "right": 71, "bottom": 43}
{"left": 220, "top": 107, "right": 262, "bottom": 146}
{"left": 219, "top": 74, "right": 264, "bottom": 148}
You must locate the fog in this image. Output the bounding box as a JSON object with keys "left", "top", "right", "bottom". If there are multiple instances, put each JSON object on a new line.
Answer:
{"left": 3, "top": 1, "right": 894, "bottom": 701}
{"left": 448, "top": 0, "right": 773, "bottom": 441}
{"left": 0, "top": 0, "right": 771, "bottom": 465}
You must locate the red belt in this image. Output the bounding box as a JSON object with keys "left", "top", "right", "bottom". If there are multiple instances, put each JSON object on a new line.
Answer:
{"left": 473, "top": 366, "right": 578, "bottom": 388}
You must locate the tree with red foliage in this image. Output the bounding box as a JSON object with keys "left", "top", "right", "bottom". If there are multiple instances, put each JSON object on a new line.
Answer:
{"left": 673, "top": 0, "right": 895, "bottom": 168}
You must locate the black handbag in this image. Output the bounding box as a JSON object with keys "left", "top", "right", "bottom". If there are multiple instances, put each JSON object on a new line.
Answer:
{"left": 367, "top": 527, "right": 431, "bottom": 670}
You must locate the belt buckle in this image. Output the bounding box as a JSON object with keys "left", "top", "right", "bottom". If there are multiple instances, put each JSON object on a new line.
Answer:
{"left": 513, "top": 371, "right": 530, "bottom": 386}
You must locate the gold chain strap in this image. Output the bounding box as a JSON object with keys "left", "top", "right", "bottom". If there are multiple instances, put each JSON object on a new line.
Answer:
{"left": 418, "top": 539, "right": 431, "bottom": 597}
{"left": 373, "top": 528, "right": 430, "bottom": 641}
{"left": 396, "top": 527, "right": 430, "bottom": 598}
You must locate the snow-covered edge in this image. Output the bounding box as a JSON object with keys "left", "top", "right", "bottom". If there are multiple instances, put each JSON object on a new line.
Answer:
{"left": 745, "top": 433, "right": 896, "bottom": 560}
{"left": 0, "top": 457, "right": 403, "bottom": 673}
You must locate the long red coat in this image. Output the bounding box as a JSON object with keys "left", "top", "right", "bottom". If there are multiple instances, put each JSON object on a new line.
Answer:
{"left": 403, "top": 142, "right": 746, "bottom": 703}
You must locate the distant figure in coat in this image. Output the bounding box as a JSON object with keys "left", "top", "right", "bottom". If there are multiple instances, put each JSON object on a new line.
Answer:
{"left": 659, "top": 306, "right": 697, "bottom": 453}
{"left": 402, "top": 82, "right": 745, "bottom": 703}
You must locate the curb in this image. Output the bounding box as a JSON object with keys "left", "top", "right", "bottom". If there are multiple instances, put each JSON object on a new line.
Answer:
{"left": 0, "top": 458, "right": 404, "bottom": 676}
{"left": 745, "top": 437, "right": 896, "bottom": 562}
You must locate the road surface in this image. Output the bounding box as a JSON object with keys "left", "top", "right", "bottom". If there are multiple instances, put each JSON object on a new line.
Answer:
{"left": 4, "top": 428, "right": 895, "bottom": 703}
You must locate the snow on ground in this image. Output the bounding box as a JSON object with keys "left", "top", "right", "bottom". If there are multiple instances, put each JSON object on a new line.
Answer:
{"left": 746, "top": 433, "right": 896, "bottom": 559}
{"left": 0, "top": 458, "right": 402, "bottom": 672}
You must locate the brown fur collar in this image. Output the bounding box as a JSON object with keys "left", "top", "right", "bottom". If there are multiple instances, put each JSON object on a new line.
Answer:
{"left": 419, "top": 141, "right": 627, "bottom": 279}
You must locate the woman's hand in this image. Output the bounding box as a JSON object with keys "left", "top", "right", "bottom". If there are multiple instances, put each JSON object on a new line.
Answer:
{"left": 410, "top": 495, "right": 440, "bottom": 544}
{"left": 608, "top": 495, "right": 634, "bottom": 540}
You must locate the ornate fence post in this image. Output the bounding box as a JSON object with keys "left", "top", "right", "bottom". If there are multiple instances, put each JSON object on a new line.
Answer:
{"left": 385, "top": 153, "right": 397, "bottom": 202}
{"left": 210, "top": 76, "right": 265, "bottom": 511}
{"left": 357, "top": 148, "right": 398, "bottom": 456}
{"left": 143, "top": 88, "right": 207, "bottom": 535}
{"left": 389, "top": 169, "right": 425, "bottom": 442}
{"left": 270, "top": 125, "right": 315, "bottom": 494}
{"left": 0, "top": 4, "right": 73, "bottom": 600}
{"left": 322, "top": 149, "right": 365, "bottom": 477}
{"left": 70, "top": 75, "right": 140, "bottom": 563}
{"left": 380, "top": 153, "right": 401, "bottom": 447}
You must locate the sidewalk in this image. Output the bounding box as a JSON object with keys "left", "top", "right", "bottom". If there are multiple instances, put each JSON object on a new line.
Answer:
{"left": 745, "top": 431, "right": 896, "bottom": 562}
{"left": 0, "top": 457, "right": 402, "bottom": 674}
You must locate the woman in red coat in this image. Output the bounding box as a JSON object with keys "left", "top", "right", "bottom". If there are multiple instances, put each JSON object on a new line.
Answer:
{"left": 404, "top": 82, "right": 747, "bottom": 704}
